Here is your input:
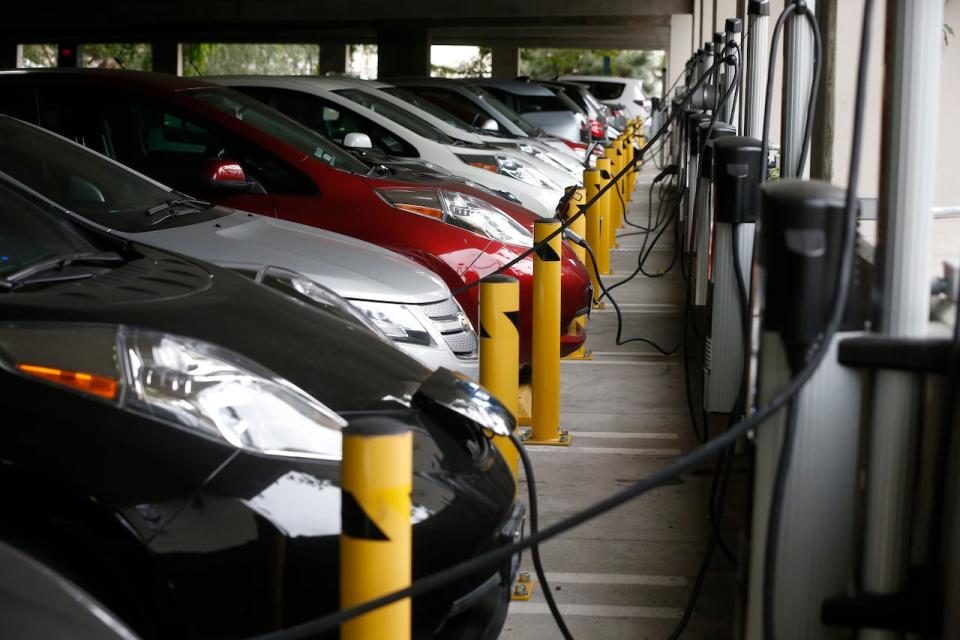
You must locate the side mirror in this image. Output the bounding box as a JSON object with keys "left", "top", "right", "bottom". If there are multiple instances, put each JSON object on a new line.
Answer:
{"left": 480, "top": 118, "right": 500, "bottom": 132}
{"left": 343, "top": 132, "right": 373, "bottom": 149}
{"left": 203, "top": 158, "right": 252, "bottom": 192}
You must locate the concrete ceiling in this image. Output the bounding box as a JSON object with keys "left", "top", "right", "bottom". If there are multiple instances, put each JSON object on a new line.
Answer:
{"left": 3, "top": 0, "right": 689, "bottom": 50}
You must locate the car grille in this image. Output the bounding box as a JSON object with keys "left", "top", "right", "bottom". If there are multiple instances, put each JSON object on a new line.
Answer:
{"left": 420, "top": 298, "right": 478, "bottom": 360}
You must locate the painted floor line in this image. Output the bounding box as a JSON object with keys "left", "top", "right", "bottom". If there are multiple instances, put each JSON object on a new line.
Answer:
{"left": 508, "top": 602, "right": 684, "bottom": 619}
{"left": 587, "top": 351, "right": 673, "bottom": 358}
{"left": 574, "top": 431, "right": 679, "bottom": 440}
{"left": 544, "top": 572, "right": 687, "bottom": 587}
{"left": 525, "top": 446, "right": 681, "bottom": 456}
{"left": 561, "top": 360, "right": 677, "bottom": 366}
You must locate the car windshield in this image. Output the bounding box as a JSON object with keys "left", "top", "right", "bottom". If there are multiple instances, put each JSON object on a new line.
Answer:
{"left": 467, "top": 86, "right": 539, "bottom": 136}
{"left": 0, "top": 179, "right": 97, "bottom": 278}
{"left": 188, "top": 88, "right": 368, "bottom": 174}
{"left": 379, "top": 87, "right": 476, "bottom": 133}
{"left": 0, "top": 117, "right": 222, "bottom": 233}
{"left": 333, "top": 88, "right": 456, "bottom": 144}
{"left": 584, "top": 81, "right": 626, "bottom": 100}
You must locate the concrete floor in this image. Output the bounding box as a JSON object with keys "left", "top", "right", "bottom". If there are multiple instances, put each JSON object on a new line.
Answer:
{"left": 501, "top": 166, "right": 746, "bottom": 640}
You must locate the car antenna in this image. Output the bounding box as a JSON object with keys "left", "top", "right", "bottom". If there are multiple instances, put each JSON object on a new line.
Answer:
{"left": 113, "top": 56, "right": 125, "bottom": 69}
{"left": 190, "top": 61, "right": 202, "bottom": 76}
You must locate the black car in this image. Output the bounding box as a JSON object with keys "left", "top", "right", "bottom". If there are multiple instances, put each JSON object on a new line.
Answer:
{"left": 0, "top": 175, "right": 521, "bottom": 639}
{"left": 0, "top": 540, "right": 139, "bottom": 640}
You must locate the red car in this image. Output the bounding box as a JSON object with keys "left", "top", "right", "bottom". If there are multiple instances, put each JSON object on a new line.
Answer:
{"left": 0, "top": 69, "right": 590, "bottom": 363}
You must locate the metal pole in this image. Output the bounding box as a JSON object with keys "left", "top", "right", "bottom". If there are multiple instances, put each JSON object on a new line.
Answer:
{"left": 724, "top": 18, "right": 743, "bottom": 126}
{"left": 861, "top": 1, "right": 942, "bottom": 638}
{"left": 780, "top": 0, "right": 816, "bottom": 178}
{"left": 745, "top": 2, "right": 770, "bottom": 141}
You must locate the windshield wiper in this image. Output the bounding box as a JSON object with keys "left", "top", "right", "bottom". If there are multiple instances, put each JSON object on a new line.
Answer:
{"left": 146, "top": 197, "right": 211, "bottom": 224}
{"left": 0, "top": 251, "right": 125, "bottom": 290}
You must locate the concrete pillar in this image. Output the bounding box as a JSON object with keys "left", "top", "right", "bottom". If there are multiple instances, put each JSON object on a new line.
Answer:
{"left": 0, "top": 43, "right": 22, "bottom": 69}
{"left": 319, "top": 43, "right": 347, "bottom": 75}
{"left": 376, "top": 26, "right": 430, "bottom": 79}
{"left": 491, "top": 46, "right": 519, "bottom": 79}
{"left": 57, "top": 43, "right": 79, "bottom": 67}
{"left": 151, "top": 42, "right": 182, "bottom": 76}
{"left": 936, "top": 0, "right": 960, "bottom": 207}
{"left": 669, "top": 14, "right": 694, "bottom": 90}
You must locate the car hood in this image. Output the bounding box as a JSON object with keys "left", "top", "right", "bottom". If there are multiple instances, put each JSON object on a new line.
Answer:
{"left": 130, "top": 210, "right": 451, "bottom": 304}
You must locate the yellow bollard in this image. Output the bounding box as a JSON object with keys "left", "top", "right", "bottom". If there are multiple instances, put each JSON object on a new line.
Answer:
{"left": 605, "top": 143, "right": 623, "bottom": 244}
{"left": 596, "top": 156, "right": 616, "bottom": 263}
{"left": 561, "top": 187, "right": 592, "bottom": 361}
{"left": 614, "top": 138, "right": 626, "bottom": 228}
{"left": 341, "top": 417, "right": 412, "bottom": 640}
{"left": 526, "top": 219, "right": 571, "bottom": 446}
{"left": 479, "top": 275, "right": 521, "bottom": 480}
{"left": 585, "top": 166, "right": 610, "bottom": 283}
{"left": 625, "top": 129, "right": 636, "bottom": 201}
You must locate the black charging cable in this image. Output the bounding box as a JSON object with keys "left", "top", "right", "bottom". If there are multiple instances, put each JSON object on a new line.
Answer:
{"left": 509, "top": 432, "right": 574, "bottom": 640}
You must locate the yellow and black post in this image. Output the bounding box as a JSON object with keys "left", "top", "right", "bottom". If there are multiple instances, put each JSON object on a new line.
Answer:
{"left": 583, "top": 168, "right": 605, "bottom": 303}
{"left": 622, "top": 128, "right": 634, "bottom": 199}
{"left": 614, "top": 137, "right": 626, "bottom": 230}
{"left": 595, "top": 156, "right": 614, "bottom": 273}
{"left": 562, "top": 187, "right": 592, "bottom": 360}
{"left": 526, "top": 219, "right": 571, "bottom": 446}
{"left": 479, "top": 275, "right": 521, "bottom": 479}
{"left": 341, "top": 417, "right": 412, "bottom": 640}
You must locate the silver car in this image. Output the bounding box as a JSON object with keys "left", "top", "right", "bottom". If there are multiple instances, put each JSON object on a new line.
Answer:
{"left": 0, "top": 115, "right": 479, "bottom": 377}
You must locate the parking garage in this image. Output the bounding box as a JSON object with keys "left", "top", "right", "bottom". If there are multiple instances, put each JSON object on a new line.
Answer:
{"left": 1, "top": 1, "right": 959, "bottom": 639}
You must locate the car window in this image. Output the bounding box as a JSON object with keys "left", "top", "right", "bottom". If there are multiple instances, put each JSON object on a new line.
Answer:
{"left": 467, "top": 86, "right": 540, "bottom": 136}
{"left": 0, "top": 180, "right": 95, "bottom": 278}
{"left": 33, "top": 86, "right": 318, "bottom": 198}
{"left": 0, "top": 89, "right": 39, "bottom": 124}
{"left": 402, "top": 86, "right": 489, "bottom": 128}
{"left": 237, "top": 86, "right": 419, "bottom": 158}
{"left": 514, "top": 93, "right": 568, "bottom": 114}
{"left": 380, "top": 87, "right": 476, "bottom": 132}
{"left": 187, "top": 88, "right": 368, "bottom": 174}
{"left": 0, "top": 116, "right": 233, "bottom": 232}
{"left": 585, "top": 81, "right": 626, "bottom": 100}
{"left": 334, "top": 88, "right": 455, "bottom": 145}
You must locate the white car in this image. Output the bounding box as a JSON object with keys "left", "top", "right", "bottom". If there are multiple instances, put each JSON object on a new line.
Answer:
{"left": 322, "top": 76, "right": 587, "bottom": 181}
{"left": 559, "top": 75, "right": 651, "bottom": 125}
{"left": 209, "top": 76, "right": 570, "bottom": 217}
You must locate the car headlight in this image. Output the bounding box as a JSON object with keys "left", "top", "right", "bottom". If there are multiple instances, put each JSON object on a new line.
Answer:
{"left": 457, "top": 153, "right": 563, "bottom": 191}
{"left": 0, "top": 324, "right": 346, "bottom": 460}
{"left": 517, "top": 143, "right": 582, "bottom": 182}
{"left": 376, "top": 188, "right": 532, "bottom": 247}
{"left": 349, "top": 301, "right": 435, "bottom": 347}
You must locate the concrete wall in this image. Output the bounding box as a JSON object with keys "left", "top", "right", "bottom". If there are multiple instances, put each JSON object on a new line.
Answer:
{"left": 936, "top": 0, "right": 960, "bottom": 208}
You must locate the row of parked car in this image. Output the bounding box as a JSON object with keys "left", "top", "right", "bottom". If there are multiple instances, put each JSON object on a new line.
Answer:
{"left": 0, "top": 69, "right": 641, "bottom": 639}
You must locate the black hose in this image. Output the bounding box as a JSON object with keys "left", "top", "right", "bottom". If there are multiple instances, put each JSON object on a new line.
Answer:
{"left": 762, "top": 398, "right": 799, "bottom": 640}
{"left": 510, "top": 432, "right": 574, "bottom": 640}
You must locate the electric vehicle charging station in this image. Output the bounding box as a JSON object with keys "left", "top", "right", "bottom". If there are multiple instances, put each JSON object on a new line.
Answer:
{"left": 693, "top": 122, "right": 736, "bottom": 307}
{"left": 703, "top": 136, "right": 763, "bottom": 414}
{"left": 745, "top": 180, "right": 865, "bottom": 640}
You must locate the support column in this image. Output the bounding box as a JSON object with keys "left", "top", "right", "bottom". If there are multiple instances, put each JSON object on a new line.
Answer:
{"left": 669, "top": 14, "right": 694, "bottom": 90}
{"left": 319, "top": 43, "right": 347, "bottom": 75}
{"left": 491, "top": 46, "right": 519, "bottom": 79}
{"left": 376, "top": 26, "right": 430, "bottom": 79}
{"left": 862, "top": 5, "right": 942, "bottom": 640}
{"left": 0, "top": 43, "right": 22, "bottom": 69}
{"left": 57, "top": 43, "right": 79, "bottom": 67}
{"left": 151, "top": 42, "right": 182, "bottom": 76}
